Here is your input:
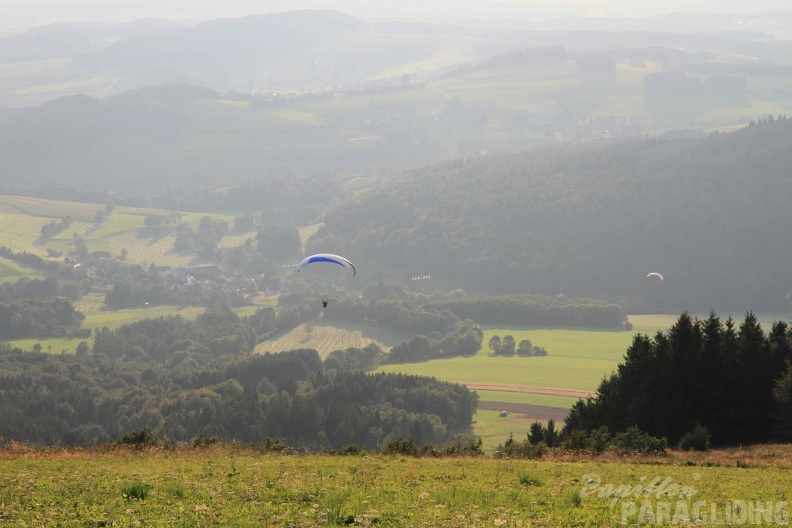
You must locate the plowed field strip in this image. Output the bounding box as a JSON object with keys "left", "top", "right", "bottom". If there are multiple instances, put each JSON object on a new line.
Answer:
{"left": 477, "top": 401, "right": 571, "bottom": 421}
{"left": 459, "top": 382, "right": 596, "bottom": 399}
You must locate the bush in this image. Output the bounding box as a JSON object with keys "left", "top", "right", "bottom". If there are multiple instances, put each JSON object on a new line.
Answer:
{"left": 331, "top": 444, "right": 364, "bottom": 456}
{"left": 192, "top": 434, "right": 221, "bottom": 448}
{"left": 587, "top": 426, "right": 611, "bottom": 454}
{"left": 500, "top": 433, "right": 547, "bottom": 459}
{"left": 561, "top": 429, "right": 589, "bottom": 451}
{"left": 441, "top": 435, "right": 484, "bottom": 456}
{"left": 383, "top": 437, "right": 419, "bottom": 456}
{"left": 679, "top": 424, "right": 711, "bottom": 451}
{"left": 262, "top": 438, "right": 290, "bottom": 453}
{"left": 611, "top": 426, "right": 668, "bottom": 455}
{"left": 559, "top": 426, "right": 610, "bottom": 454}
{"left": 116, "top": 428, "right": 160, "bottom": 449}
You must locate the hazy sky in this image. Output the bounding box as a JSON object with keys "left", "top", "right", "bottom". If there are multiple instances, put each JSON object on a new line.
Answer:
{"left": 2, "top": 0, "right": 791, "bottom": 33}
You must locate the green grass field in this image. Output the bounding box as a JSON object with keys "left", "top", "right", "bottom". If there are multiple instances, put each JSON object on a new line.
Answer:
{"left": 1, "top": 443, "right": 791, "bottom": 527}
{"left": 473, "top": 390, "right": 578, "bottom": 410}
{"left": 376, "top": 312, "right": 792, "bottom": 450}
{"left": 0, "top": 194, "right": 258, "bottom": 267}
{"left": 0, "top": 195, "right": 104, "bottom": 221}
{"left": 2, "top": 293, "right": 266, "bottom": 353}
{"left": 372, "top": 315, "right": 681, "bottom": 450}
{"left": 0, "top": 257, "right": 44, "bottom": 283}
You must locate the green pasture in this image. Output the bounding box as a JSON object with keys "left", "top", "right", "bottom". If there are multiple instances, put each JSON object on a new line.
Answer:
{"left": 85, "top": 212, "right": 147, "bottom": 239}
{"left": 106, "top": 232, "right": 193, "bottom": 267}
{"left": 0, "top": 195, "right": 104, "bottom": 221}
{"left": 3, "top": 337, "right": 83, "bottom": 354}
{"left": 473, "top": 409, "right": 549, "bottom": 450}
{"left": 382, "top": 354, "right": 611, "bottom": 392}
{"left": 473, "top": 390, "right": 578, "bottom": 410}
{"left": 79, "top": 302, "right": 262, "bottom": 334}
{"left": 218, "top": 232, "right": 257, "bottom": 249}
{"left": 2, "top": 445, "right": 791, "bottom": 527}
{"left": 0, "top": 257, "right": 44, "bottom": 283}
{"left": 2, "top": 298, "right": 263, "bottom": 353}
{"left": 375, "top": 315, "right": 678, "bottom": 444}
{"left": 0, "top": 211, "right": 52, "bottom": 256}
{"left": 375, "top": 315, "right": 679, "bottom": 392}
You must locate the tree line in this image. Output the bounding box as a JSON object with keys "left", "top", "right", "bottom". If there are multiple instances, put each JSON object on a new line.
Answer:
{"left": 565, "top": 312, "right": 792, "bottom": 446}
{"left": 0, "top": 316, "right": 477, "bottom": 448}
{"left": 425, "top": 295, "right": 627, "bottom": 329}
{"left": 0, "top": 297, "right": 86, "bottom": 339}
{"left": 488, "top": 335, "right": 547, "bottom": 357}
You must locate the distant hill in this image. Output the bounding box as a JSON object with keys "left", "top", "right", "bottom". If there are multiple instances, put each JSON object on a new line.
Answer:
{"left": 307, "top": 118, "right": 792, "bottom": 312}
{"left": 3, "top": 10, "right": 792, "bottom": 191}
{"left": 73, "top": 11, "right": 374, "bottom": 92}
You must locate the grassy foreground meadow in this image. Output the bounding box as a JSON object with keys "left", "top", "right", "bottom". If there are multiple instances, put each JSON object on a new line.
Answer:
{"left": 2, "top": 443, "right": 792, "bottom": 527}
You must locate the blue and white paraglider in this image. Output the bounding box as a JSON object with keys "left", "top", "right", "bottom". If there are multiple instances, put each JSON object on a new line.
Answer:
{"left": 296, "top": 253, "right": 356, "bottom": 308}
{"left": 296, "top": 254, "right": 356, "bottom": 276}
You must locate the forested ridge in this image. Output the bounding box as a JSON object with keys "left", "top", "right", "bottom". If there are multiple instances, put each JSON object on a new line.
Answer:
{"left": 0, "top": 323, "right": 477, "bottom": 448}
{"left": 309, "top": 117, "right": 792, "bottom": 311}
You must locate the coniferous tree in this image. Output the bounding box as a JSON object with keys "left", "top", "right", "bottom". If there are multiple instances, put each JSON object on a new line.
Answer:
{"left": 565, "top": 312, "right": 792, "bottom": 446}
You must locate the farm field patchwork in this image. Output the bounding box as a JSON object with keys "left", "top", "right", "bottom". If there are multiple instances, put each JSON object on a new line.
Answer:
{"left": 1, "top": 444, "right": 791, "bottom": 527}
{"left": 0, "top": 194, "right": 254, "bottom": 268}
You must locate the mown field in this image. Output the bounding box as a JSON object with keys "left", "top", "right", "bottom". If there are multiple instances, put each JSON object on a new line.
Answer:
{"left": 1, "top": 443, "right": 791, "bottom": 527}
{"left": 257, "top": 320, "right": 408, "bottom": 359}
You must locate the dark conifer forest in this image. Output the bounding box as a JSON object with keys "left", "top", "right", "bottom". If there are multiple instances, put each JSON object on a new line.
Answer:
{"left": 565, "top": 312, "right": 792, "bottom": 446}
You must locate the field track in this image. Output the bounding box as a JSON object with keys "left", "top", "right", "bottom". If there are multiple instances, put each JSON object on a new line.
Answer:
{"left": 476, "top": 401, "right": 570, "bottom": 422}
{"left": 460, "top": 382, "right": 596, "bottom": 399}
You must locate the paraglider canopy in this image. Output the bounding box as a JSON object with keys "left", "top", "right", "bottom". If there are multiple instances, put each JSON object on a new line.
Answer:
{"left": 646, "top": 272, "right": 664, "bottom": 281}
{"left": 296, "top": 253, "right": 356, "bottom": 276}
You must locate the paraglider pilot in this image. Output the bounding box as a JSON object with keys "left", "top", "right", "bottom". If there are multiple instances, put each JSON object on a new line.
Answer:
{"left": 322, "top": 299, "right": 328, "bottom": 309}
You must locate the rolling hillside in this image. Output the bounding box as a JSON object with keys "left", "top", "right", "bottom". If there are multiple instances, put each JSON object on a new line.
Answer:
{"left": 4, "top": 10, "right": 792, "bottom": 187}
{"left": 308, "top": 117, "right": 792, "bottom": 312}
